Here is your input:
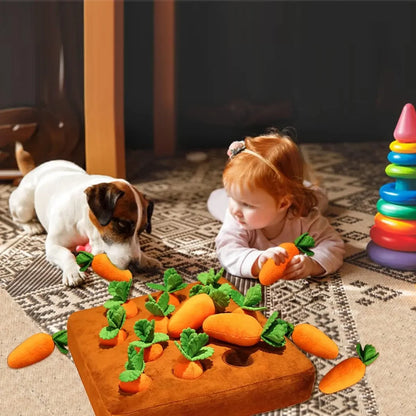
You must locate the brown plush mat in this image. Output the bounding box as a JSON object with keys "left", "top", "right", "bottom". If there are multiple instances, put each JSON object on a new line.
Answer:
{"left": 68, "top": 281, "right": 315, "bottom": 416}
{"left": 1, "top": 143, "right": 415, "bottom": 416}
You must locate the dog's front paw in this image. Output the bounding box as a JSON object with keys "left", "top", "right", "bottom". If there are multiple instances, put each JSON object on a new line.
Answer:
{"left": 140, "top": 254, "right": 163, "bottom": 270}
{"left": 20, "top": 221, "right": 45, "bottom": 235}
{"left": 62, "top": 266, "right": 85, "bottom": 287}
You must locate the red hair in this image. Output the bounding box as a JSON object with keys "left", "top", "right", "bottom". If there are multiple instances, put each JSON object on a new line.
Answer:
{"left": 223, "top": 131, "right": 318, "bottom": 217}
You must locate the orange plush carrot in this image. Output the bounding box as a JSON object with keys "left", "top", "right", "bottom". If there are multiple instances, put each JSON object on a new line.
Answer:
{"left": 119, "top": 346, "right": 152, "bottom": 393}
{"left": 173, "top": 355, "right": 204, "bottom": 379}
{"left": 319, "top": 343, "right": 379, "bottom": 394}
{"left": 259, "top": 233, "right": 315, "bottom": 285}
{"left": 202, "top": 313, "right": 263, "bottom": 347}
{"left": 168, "top": 293, "right": 216, "bottom": 338}
{"left": 173, "top": 328, "right": 214, "bottom": 379}
{"left": 203, "top": 311, "right": 292, "bottom": 348}
{"left": 76, "top": 251, "right": 132, "bottom": 282}
{"left": 8, "top": 330, "right": 68, "bottom": 369}
{"left": 291, "top": 323, "right": 338, "bottom": 359}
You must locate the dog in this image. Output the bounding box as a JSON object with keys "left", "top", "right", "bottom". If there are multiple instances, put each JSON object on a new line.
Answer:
{"left": 9, "top": 143, "right": 161, "bottom": 286}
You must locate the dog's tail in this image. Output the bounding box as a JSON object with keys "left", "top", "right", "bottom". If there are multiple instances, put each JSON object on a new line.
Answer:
{"left": 15, "top": 142, "right": 36, "bottom": 176}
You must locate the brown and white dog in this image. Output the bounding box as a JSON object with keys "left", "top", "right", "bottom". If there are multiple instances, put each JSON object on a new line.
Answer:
{"left": 9, "top": 143, "right": 161, "bottom": 286}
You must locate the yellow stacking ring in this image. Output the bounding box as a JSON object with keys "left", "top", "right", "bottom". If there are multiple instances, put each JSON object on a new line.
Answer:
{"left": 389, "top": 140, "right": 416, "bottom": 154}
{"left": 374, "top": 212, "right": 416, "bottom": 234}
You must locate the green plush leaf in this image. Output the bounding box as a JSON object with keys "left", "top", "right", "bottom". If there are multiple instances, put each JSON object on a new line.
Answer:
{"left": 119, "top": 369, "right": 142, "bottom": 382}
{"left": 196, "top": 268, "right": 224, "bottom": 287}
{"left": 356, "top": 343, "right": 379, "bottom": 366}
{"left": 145, "top": 295, "right": 165, "bottom": 316}
{"left": 174, "top": 328, "right": 214, "bottom": 361}
{"left": 75, "top": 251, "right": 94, "bottom": 271}
{"left": 145, "top": 269, "right": 187, "bottom": 294}
{"left": 106, "top": 305, "right": 126, "bottom": 329}
{"left": 129, "top": 339, "right": 153, "bottom": 349}
{"left": 99, "top": 326, "right": 120, "bottom": 340}
{"left": 152, "top": 332, "right": 169, "bottom": 344}
{"left": 145, "top": 295, "right": 163, "bottom": 315}
{"left": 134, "top": 319, "right": 155, "bottom": 343}
{"left": 294, "top": 233, "right": 315, "bottom": 256}
{"left": 146, "top": 282, "right": 167, "bottom": 292}
{"left": 102, "top": 308, "right": 125, "bottom": 333}
{"left": 210, "top": 288, "right": 231, "bottom": 312}
{"left": 103, "top": 299, "right": 123, "bottom": 309}
{"left": 261, "top": 311, "right": 294, "bottom": 347}
{"left": 230, "top": 290, "right": 245, "bottom": 307}
{"left": 243, "top": 284, "right": 263, "bottom": 307}
{"left": 145, "top": 292, "right": 175, "bottom": 317}
{"left": 107, "top": 280, "right": 132, "bottom": 303}
{"left": 231, "top": 287, "right": 267, "bottom": 310}
{"left": 164, "top": 268, "right": 187, "bottom": 293}
{"left": 217, "top": 283, "right": 232, "bottom": 296}
{"left": 52, "top": 329, "right": 69, "bottom": 355}
{"left": 157, "top": 291, "right": 171, "bottom": 312}
{"left": 241, "top": 305, "right": 267, "bottom": 311}
{"left": 189, "top": 284, "right": 210, "bottom": 297}
{"left": 119, "top": 345, "right": 145, "bottom": 381}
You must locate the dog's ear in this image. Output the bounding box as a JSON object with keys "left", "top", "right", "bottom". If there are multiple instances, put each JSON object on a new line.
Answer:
{"left": 84, "top": 183, "right": 125, "bottom": 226}
{"left": 146, "top": 199, "right": 154, "bottom": 234}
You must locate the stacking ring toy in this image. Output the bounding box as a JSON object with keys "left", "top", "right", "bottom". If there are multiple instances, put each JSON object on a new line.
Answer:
{"left": 367, "top": 240, "right": 416, "bottom": 270}
{"left": 370, "top": 226, "right": 416, "bottom": 251}
{"left": 379, "top": 182, "right": 416, "bottom": 205}
{"left": 377, "top": 199, "right": 416, "bottom": 220}
{"left": 389, "top": 140, "right": 416, "bottom": 154}
{"left": 385, "top": 164, "right": 416, "bottom": 179}
{"left": 374, "top": 212, "right": 416, "bottom": 234}
{"left": 387, "top": 151, "right": 416, "bottom": 166}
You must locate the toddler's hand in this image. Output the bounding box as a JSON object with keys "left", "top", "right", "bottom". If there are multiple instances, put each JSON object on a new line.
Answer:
{"left": 257, "top": 247, "right": 289, "bottom": 270}
{"left": 281, "top": 255, "right": 325, "bottom": 280}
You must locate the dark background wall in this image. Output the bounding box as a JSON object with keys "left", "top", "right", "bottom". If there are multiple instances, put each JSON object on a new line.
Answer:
{"left": 125, "top": 0, "right": 416, "bottom": 150}
{"left": 1, "top": 1, "right": 416, "bottom": 159}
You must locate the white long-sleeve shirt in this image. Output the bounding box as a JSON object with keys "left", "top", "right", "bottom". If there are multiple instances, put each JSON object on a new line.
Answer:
{"left": 215, "top": 207, "right": 345, "bottom": 278}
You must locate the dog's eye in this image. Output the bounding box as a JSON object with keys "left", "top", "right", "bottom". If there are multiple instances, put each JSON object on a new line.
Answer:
{"left": 112, "top": 219, "right": 134, "bottom": 235}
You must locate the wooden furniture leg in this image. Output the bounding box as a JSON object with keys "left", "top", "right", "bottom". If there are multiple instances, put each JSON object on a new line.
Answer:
{"left": 84, "top": 0, "right": 126, "bottom": 178}
{"left": 154, "top": 0, "right": 176, "bottom": 157}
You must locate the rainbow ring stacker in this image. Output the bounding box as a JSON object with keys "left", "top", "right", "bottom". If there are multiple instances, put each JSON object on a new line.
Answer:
{"left": 370, "top": 226, "right": 416, "bottom": 252}
{"left": 387, "top": 151, "right": 416, "bottom": 166}
{"left": 389, "top": 140, "right": 416, "bottom": 153}
{"left": 385, "top": 163, "right": 416, "bottom": 179}
{"left": 377, "top": 199, "right": 416, "bottom": 220}
{"left": 374, "top": 212, "right": 416, "bottom": 234}
{"left": 379, "top": 182, "right": 416, "bottom": 205}
{"left": 381, "top": 163, "right": 416, "bottom": 205}
{"left": 367, "top": 241, "right": 416, "bottom": 270}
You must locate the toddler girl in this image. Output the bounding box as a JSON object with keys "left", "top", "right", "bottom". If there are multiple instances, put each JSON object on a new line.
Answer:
{"left": 207, "top": 128, "right": 345, "bottom": 280}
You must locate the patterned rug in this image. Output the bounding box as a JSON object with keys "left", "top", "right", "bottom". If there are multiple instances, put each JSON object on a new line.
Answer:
{"left": 1, "top": 143, "right": 415, "bottom": 416}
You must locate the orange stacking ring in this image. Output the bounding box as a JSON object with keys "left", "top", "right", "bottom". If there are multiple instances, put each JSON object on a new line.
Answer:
{"left": 374, "top": 212, "right": 416, "bottom": 235}
{"left": 370, "top": 225, "right": 416, "bottom": 252}
{"left": 389, "top": 140, "right": 416, "bottom": 154}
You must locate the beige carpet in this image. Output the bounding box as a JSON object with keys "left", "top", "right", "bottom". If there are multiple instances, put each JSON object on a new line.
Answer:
{"left": 1, "top": 143, "right": 415, "bottom": 416}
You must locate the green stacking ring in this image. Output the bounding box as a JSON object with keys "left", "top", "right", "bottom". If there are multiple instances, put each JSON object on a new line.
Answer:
{"left": 385, "top": 164, "right": 416, "bottom": 179}
{"left": 377, "top": 198, "right": 416, "bottom": 219}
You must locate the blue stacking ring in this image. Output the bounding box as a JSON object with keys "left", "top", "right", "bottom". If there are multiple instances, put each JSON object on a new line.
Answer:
{"left": 387, "top": 151, "right": 416, "bottom": 166}
{"left": 379, "top": 182, "right": 416, "bottom": 205}
{"left": 367, "top": 241, "right": 416, "bottom": 270}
